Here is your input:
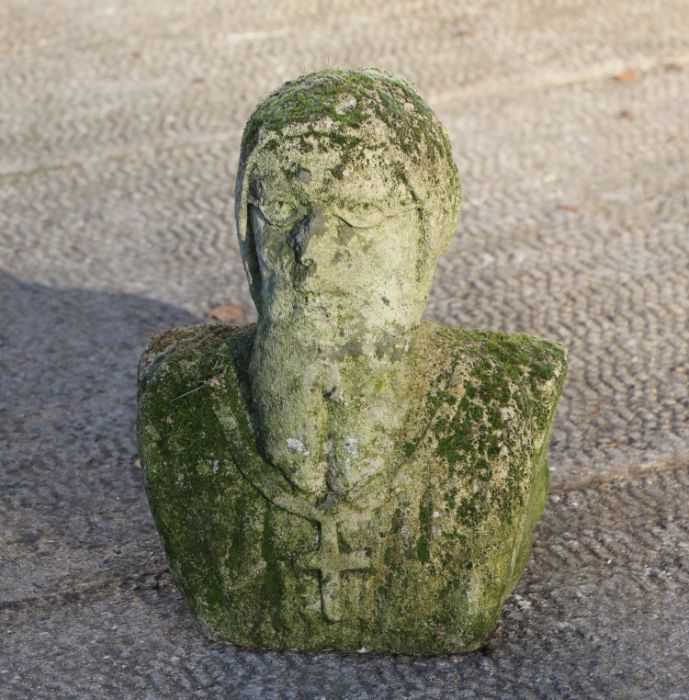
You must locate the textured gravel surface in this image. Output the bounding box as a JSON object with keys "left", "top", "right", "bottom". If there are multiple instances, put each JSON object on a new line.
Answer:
{"left": 1, "top": 0, "right": 688, "bottom": 697}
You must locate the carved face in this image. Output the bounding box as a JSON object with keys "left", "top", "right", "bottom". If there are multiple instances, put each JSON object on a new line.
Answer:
{"left": 245, "top": 139, "right": 431, "bottom": 332}
{"left": 235, "top": 69, "right": 461, "bottom": 332}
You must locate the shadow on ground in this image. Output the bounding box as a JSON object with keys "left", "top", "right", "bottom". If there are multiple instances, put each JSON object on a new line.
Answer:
{"left": 0, "top": 269, "right": 197, "bottom": 602}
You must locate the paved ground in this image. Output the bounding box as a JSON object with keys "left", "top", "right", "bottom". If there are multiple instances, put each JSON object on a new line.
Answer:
{"left": 1, "top": 1, "right": 688, "bottom": 697}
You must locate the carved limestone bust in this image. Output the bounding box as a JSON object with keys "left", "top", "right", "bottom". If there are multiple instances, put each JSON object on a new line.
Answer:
{"left": 137, "top": 68, "right": 567, "bottom": 654}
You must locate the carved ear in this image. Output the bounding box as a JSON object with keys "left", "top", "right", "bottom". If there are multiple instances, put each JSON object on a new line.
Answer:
{"left": 405, "top": 172, "right": 461, "bottom": 294}
{"left": 234, "top": 157, "right": 263, "bottom": 313}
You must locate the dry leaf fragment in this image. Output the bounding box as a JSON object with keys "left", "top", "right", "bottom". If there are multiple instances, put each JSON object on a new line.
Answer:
{"left": 617, "top": 110, "right": 635, "bottom": 121}
{"left": 207, "top": 304, "right": 246, "bottom": 323}
{"left": 560, "top": 203, "right": 580, "bottom": 212}
{"left": 613, "top": 69, "right": 637, "bottom": 83}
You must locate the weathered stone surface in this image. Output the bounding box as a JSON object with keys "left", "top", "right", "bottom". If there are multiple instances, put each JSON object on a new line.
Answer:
{"left": 137, "top": 68, "right": 567, "bottom": 653}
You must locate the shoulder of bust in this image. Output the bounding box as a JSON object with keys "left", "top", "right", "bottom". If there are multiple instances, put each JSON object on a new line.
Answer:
{"left": 410, "top": 324, "right": 568, "bottom": 462}
{"left": 424, "top": 324, "right": 567, "bottom": 403}
{"left": 462, "top": 327, "right": 565, "bottom": 391}
{"left": 137, "top": 322, "right": 256, "bottom": 397}
{"left": 403, "top": 325, "right": 567, "bottom": 548}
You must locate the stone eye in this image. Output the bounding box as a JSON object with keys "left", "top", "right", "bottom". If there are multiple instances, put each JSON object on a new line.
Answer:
{"left": 261, "top": 200, "right": 301, "bottom": 226}
{"left": 335, "top": 207, "right": 391, "bottom": 229}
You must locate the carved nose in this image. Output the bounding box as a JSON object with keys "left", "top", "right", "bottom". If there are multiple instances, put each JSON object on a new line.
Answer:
{"left": 288, "top": 208, "right": 327, "bottom": 266}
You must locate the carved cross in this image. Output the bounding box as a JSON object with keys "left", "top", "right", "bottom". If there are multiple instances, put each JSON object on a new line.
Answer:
{"left": 302, "top": 517, "right": 370, "bottom": 622}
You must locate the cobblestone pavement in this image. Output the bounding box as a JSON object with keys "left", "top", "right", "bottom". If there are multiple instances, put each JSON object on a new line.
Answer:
{"left": 1, "top": 1, "right": 688, "bottom": 697}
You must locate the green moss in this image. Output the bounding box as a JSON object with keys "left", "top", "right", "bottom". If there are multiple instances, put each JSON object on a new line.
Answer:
{"left": 418, "top": 326, "right": 567, "bottom": 532}
{"left": 240, "top": 68, "right": 455, "bottom": 168}
{"left": 416, "top": 488, "right": 434, "bottom": 563}
{"left": 226, "top": 490, "right": 248, "bottom": 574}
{"left": 457, "top": 494, "right": 487, "bottom": 528}
{"left": 378, "top": 89, "right": 404, "bottom": 117}
{"left": 261, "top": 507, "right": 284, "bottom": 632}
{"left": 337, "top": 528, "right": 353, "bottom": 554}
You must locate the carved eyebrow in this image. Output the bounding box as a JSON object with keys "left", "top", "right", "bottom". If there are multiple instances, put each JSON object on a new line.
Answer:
{"left": 336, "top": 198, "right": 419, "bottom": 211}
{"left": 248, "top": 190, "right": 419, "bottom": 228}
{"left": 334, "top": 204, "right": 420, "bottom": 227}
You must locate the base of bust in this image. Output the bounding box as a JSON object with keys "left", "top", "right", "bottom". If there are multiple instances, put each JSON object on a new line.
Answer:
{"left": 186, "top": 462, "right": 547, "bottom": 655}
{"left": 137, "top": 322, "right": 565, "bottom": 654}
{"left": 196, "top": 616, "right": 500, "bottom": 656}
{"left": 162, "top": 457, "right": 547, "bottom": 655}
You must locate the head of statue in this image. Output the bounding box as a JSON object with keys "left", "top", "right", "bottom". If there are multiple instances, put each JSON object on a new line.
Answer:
{"left": 235, "top": 68, "right": 461, "bottom": 340}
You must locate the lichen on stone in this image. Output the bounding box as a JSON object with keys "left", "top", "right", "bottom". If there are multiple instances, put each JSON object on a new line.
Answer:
{"left": 240, "top": 68, "right": 453, "bottom": 167}
{"left": 137, "top": 68, "right": 568, "bottom": 654}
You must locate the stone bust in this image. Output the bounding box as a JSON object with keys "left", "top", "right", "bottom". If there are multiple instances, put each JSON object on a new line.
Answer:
{"left": 137, "top": 68, "right": 567, "bottom": 654}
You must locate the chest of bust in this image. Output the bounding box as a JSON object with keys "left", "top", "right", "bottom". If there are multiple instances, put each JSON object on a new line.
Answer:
{"left": 138, "top": 323, "right": 562, "bottom": 653}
